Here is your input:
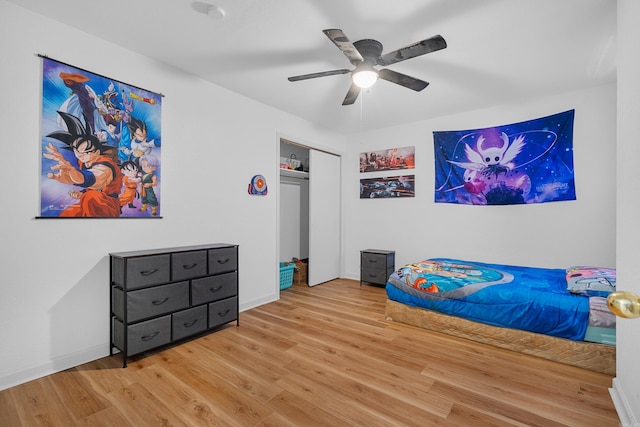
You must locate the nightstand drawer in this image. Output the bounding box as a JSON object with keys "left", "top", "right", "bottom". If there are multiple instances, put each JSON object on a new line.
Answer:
{"left": 361, "top": 268, "right": 393, "bottom": 284}
{"left": 361, "top": 251, "right": 393, "bottom": 269}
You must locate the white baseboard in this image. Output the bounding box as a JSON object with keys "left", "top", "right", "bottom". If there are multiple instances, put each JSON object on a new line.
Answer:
{"left": 610, "top": 377, "right": 640, "bottom": 427}
{"left": 240, "top": 293, "right": 278, "bottom": 312}
{"left": 0, "top": 344, "right": 107, "bottom": 392}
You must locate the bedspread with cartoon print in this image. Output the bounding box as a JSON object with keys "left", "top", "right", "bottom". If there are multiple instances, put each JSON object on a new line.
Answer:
{"left": 386, "top": 258, "right": 605, "bottom": 341}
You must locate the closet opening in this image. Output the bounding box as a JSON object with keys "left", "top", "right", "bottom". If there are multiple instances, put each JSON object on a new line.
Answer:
{"left": 279, "top": 138, "right": 341, "bottom": 287}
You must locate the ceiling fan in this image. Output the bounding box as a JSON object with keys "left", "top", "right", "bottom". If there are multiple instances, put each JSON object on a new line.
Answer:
{"left": 288, "top": 29, "right": 447, "bottom": 105}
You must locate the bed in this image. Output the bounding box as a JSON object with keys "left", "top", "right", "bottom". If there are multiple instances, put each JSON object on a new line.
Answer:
{"left": 384, "top": 258, "right": 616, "bottom": 375}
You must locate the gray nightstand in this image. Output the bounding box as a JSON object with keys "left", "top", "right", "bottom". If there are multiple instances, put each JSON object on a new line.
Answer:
{"left": 360, "top": 249, "right": 395, "bottom": 286}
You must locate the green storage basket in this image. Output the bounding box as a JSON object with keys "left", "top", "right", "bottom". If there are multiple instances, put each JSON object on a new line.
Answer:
{"left": 279, "top": 262, "right": 295, "bottom": 290}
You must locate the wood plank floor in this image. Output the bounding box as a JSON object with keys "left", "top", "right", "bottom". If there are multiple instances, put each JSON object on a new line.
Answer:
{"left": 0, "top": 279, "right": 620, "bottom": 426}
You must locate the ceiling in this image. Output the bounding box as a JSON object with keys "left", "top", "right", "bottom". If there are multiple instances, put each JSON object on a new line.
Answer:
{"left": 8, "top": 0, "right": 616, "bottom": 134}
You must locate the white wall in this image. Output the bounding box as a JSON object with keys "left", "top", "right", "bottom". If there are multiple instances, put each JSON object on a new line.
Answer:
{"left": 0, "top": 1, "right": 345, "bottom": 390}
{"left": 343, "top": 84, "right": 616, "bottom": 278}
{"left": 612, "top": 0, "right": 640, "bottom": 424}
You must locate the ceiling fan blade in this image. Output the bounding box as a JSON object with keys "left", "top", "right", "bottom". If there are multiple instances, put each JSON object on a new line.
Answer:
{"left": 342, "top": 83, "right": 361, "bottom": 105}
{"left": 323, "top": 29, "right": 364, "bottom": 65}
{"left": 378, "top": 35, "right": 447, "bottom": 66}
{"left": 378, "top": 69, "right": 429, "bottom": 91}
{"left": 288, "top": 69, "right": 351, "bottom": 82}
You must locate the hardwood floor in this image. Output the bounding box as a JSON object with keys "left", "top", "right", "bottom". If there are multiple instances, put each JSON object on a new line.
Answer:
{"left": 0, "top": 279, "right": 619, "bottom": 426}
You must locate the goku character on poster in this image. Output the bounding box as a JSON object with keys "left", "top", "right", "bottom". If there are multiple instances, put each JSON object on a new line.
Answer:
{"left": 39, "top": 57, "right": 162, "bottom": 217}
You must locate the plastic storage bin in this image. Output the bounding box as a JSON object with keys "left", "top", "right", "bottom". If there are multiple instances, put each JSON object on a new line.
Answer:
{"left": 279, "top": 262, "right": 295, "bottom": 290}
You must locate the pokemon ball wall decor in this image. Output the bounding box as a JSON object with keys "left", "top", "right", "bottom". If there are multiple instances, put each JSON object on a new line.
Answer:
{"left": 248, "top": 174, "right": 268, "bottom": 196}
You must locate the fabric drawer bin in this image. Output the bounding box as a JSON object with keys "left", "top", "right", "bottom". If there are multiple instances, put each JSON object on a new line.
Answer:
{"left": 113, "top": 281, "right": 189, "bottom": 323}
{"left": 172, "top": 305, "right": 207, "bottom": 341}
{"left": 361, "top": 268, "right": 391, "bottom": 284}
{"left": 171, "top": 250, "right": 207, "bottom": 281}
{"left": 113, "top": 315, "right": 171, "bottom": 356}
{"left": 361, "top": 251, "right": 391, "bottom": 267}
{"left": 208, "top": 247, "right": 238, "bottom": 274}
{"left": 112, "top": 254, "right": 170, "bottom": 290}
{"left": 192, "top": 272, "right": 238, "bottom": 305}
{"left": 208, "top": 297, "right": 238, "bottom": 328}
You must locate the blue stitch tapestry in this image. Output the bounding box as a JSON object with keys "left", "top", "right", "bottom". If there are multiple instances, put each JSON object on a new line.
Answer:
{"left": 433, "top": 110, "right": 575, "bottom": 205}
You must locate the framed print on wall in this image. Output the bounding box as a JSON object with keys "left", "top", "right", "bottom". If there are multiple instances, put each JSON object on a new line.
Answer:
{"left": 39, "top": 56, "right": 163, "bottom": 218}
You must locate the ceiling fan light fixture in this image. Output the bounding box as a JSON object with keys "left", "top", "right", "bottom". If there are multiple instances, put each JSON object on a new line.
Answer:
{"left": 206, "top": 4, "right": 225, "bottom": 19}
{"left": 192, "top": 2, "right": 226, "bottom": 20}
{"left": 352, "top": 69, "right": 378, "bottom": 89}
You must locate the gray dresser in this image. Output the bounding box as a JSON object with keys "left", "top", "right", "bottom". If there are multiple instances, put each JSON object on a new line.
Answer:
{"left": 360, "top": 249, "right": 395, "bottom": 286}
{"left": 110, "top": 244, "right": 238, "bottom": 367}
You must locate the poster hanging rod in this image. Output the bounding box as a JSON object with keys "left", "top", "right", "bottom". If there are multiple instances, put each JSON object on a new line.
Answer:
{"left": 36, "top": 53, "right": 165, "bottom": 98}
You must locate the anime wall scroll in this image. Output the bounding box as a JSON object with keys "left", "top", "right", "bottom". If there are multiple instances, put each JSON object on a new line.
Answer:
{"left": 39, "top": 57, "right": 162, "bottom": 217}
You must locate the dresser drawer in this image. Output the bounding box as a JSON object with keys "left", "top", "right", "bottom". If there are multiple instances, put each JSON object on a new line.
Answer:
{"left": 112, "top": 254, "right": 171, "bottom": 290}
{"left": 172, "top": 305, "right": 207, "bottom": 341}
{"left": 208, "top": 247, "right": 238, "bottom": 274}
{"left": 113, "top": 315, "right": 171, "bottom": 356}
{"left": 191, "top": 272, "right": 237, "bottom": 305}
{"left": 172, "top": 250, "right": 207, "bottom": 281}
{"left": 113, "top": 281, "right": 189, "bottom": 323}
{"left": 208, "top": 297, "right": 238, "bottom": 328}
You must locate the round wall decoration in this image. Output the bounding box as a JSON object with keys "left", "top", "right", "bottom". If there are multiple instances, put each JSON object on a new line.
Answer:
{"left": 248, "top": 174, "right": 268, "bottom": 195}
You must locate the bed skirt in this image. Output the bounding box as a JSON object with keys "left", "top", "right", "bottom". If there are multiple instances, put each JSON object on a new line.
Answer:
{"left": 385, "top": 299, "right": 615, "bottom": 375}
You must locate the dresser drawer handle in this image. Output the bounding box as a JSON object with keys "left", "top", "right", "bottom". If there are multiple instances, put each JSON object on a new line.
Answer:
{"left": 140, "top": 268, "right": 159, "bottom": 277}
{"left": 152, "top": 298, "right": 169, "bottom": 306}
{"left": 183, "top": 319, "right": 199, "bottom": 328}
{"left": 216, "top": 308, "right": 230, "bottom": 317}
{"left": 182, "top": 263, "right": 198, "bottom": 270}
{"left": 209, "top": 285, "right": 223, "bottom": 293}
{"left": 216, "top": 258, "right": 230, "bottom": 265}
{"left": 141, "top": 332, "right": 160, "bottom": 342}
{"left": 368, "top": 260, "right": 378, "bottom": 264}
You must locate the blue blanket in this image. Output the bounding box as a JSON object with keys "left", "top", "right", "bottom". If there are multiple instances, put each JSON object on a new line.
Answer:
{"left": 386, "top": 258, "right": 590, "bottom": 341}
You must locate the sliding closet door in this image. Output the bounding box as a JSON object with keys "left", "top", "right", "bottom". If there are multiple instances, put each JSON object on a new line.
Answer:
{"left": 308, "top": 150, "right": 340, "bottom": 286}
{"left": 279, "top": 179, "right": 301, "bottom": 262}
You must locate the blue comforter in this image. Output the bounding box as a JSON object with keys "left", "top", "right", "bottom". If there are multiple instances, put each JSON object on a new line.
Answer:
{"left": 385, "top": 258, "right": 590, "bottom": 341}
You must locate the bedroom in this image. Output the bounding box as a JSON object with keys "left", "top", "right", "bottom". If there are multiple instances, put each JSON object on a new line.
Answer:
{"left": 0, "top": 0, "right": 638, "bottom": 425}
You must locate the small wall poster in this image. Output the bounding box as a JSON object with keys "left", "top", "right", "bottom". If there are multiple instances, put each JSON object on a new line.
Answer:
{"left": 360, "top": 175, "right": 415, "bottom": 199}
{"left": 360, "top": 146, "right": 415, "bottom": 173}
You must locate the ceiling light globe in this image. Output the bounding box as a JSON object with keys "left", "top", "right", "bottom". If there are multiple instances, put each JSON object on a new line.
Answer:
{"left": 206, "top": 4, "right": 225, "bottom": 19}
{"left": 352, "top": 70, "right": 378, "bottom": 89}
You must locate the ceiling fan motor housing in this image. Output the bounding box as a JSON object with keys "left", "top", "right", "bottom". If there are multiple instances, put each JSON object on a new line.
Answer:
{"left": 353, "top": 39, "right": 383, "bottom": 64}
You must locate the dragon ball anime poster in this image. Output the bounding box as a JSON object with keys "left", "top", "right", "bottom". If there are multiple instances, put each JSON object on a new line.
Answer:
{"left": 39, "top": 57, "right": 162, "bottom": 217}
{"left": 433, "top": 110, "right": 576, "bottom": 205}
